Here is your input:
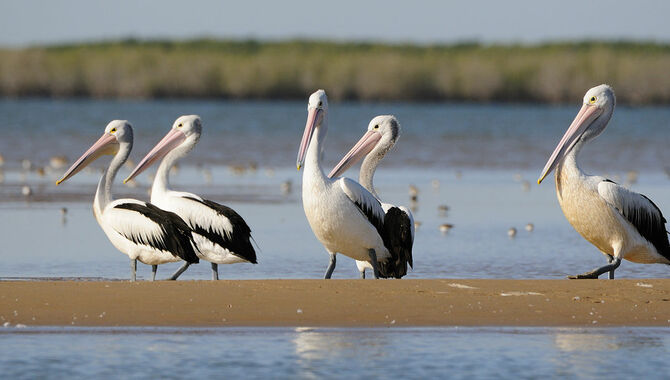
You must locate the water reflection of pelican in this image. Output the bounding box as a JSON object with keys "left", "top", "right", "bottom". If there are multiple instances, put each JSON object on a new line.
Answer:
{"left": 293, "top": 328, "right": 389, "bottom": 364}
{"left": 553, "top": 330, "right": 665, "bottom": 377}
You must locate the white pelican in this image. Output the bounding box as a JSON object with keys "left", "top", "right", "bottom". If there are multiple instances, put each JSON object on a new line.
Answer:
{"left": 538, "top": 84, "right": 670, "bottom": 279}
{"left": 297, "top": 90, "right": 411, "bottom": 279}
{"left": 124, "top": 115, "right": 257, "bottom": 280}
{"left": 56, "top": 120, "right": 199, "bottom": 281}
{"left": 327, "top": 115, "right": 414, "bottom": 279}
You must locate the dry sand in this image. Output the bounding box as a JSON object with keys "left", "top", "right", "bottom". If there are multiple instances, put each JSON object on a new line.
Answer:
{"left": 1, "top": 279, "right": 669, "bottom": 327}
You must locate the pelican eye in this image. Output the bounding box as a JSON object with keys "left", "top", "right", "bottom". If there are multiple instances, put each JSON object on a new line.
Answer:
{"left": 589, "top": 96, "right": 597, "bottom": 104}
{"left": 374, "top": 125, "right": 379, "bottom": 130}
{"left": 318, "top": 101, "right": 323, "bottom": 107}
{"left": 178, "top": 123, "right": 183, "bottom": 128}
{"left": 110, "top": 128, "right": 117, "bottom": 134}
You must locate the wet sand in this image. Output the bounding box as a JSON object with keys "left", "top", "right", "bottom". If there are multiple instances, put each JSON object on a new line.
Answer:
{"left": 1, "top": 279, "right": 669, "bottom": 327}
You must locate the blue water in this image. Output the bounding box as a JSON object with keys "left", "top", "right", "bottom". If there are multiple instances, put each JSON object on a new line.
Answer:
{"left": 1, "top": 98, "right": 669, "bottom": 171}
{"left": 0, "top": 326, "right": 668, "bottom": 379}
{"left": 1, "top": 99, "right": 670, "bottom": 377}
{"left": 0, "top": 99, "right": 670, "bottom": 280}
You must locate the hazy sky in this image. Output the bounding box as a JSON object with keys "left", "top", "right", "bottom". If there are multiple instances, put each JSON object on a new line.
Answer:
{"left": 1, "top": 1, "right": 669, "bottom": 46}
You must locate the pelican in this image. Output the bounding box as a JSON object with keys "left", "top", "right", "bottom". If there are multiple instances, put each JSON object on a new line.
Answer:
{"left": 124, "top": 115, "right": 257, "bottom": 280}
{"left": 297, "top": 90, "right": 411, "bottom": 279}
{"left": 56, "top": 120, "right": 199, "bottom": 281}
{"left": 538, "top": 85, "right": 670, "bottom": 279}
{"left": 327, "top": 115, "right": 414, "bottom": 279}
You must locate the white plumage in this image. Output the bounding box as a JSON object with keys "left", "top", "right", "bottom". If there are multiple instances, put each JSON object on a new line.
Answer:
{"left": 57, "top": 120, "right": 199, "bottom": 281}
{"left": 328, "top": 115, "right": 414, "bottom": 278}
{"left": 297, "top": 90, "right": 398, "bottom": 279}
{"left": 539, "top": 85, "right": 670, "bottom": 279}
{"left": 125, "top": 115, "right": 257, "bottom": 280}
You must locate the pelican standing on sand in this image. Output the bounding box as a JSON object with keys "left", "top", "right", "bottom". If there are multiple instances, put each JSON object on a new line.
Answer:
{"left": 56, "top": 120, "right": 199, "bottom": 281}
{"left": 124, "top": 115, "right": 257, "bottom": 280}
{"left": 297, "top": 90, "right": 411, "bottom": 279}
{"left": 328, "top": 115, "right": 414, "bottom": 278}
{"left": 538, "top": 85, "right": 670, "bottom": 279}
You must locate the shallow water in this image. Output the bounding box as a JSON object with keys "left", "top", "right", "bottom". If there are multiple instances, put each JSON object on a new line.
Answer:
{"left": 1, "top": 166, "right": 669, "bottom": 280}
{"left": 1, "top": 99, "right": 670, "bottom": 377}
{"left": 0, "top": 326, "right": 668, "bottom": 379}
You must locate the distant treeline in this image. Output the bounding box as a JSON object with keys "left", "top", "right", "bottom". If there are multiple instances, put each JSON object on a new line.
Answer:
{"left": 1, "top": 39, "right": 670, "bottom": 104}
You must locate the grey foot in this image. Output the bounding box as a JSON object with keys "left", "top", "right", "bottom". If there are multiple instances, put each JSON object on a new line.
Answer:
{"left": 168, "top": 262, "right": 191, "bottom": 280}
{"left": 211, "top": 263, "right": 219, "bottom": 281}
{"left": 324, "top": 253, "right": 336, "bottom": 279}
{"left": 360, "top": 269, "right": 366, "bottom": 279}
{"left": 568, "top": 258, "right": 621, "bottom": 280}
{"left": 130, "top": 259, "right": 137, "bottom": 282}
{"left": 151, "top": 265, "right": 157, "bottom": 281}
{"left": 368, "top": 249, "right": 380, "bottom": 279}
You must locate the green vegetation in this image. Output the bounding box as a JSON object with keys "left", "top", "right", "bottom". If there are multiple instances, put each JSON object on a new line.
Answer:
{"left": 1, "top": 39, "right": 670, "bottom": 104}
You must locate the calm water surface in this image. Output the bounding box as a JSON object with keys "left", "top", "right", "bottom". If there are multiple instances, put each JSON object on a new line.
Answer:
{"left": 0, "top": 327, "right": 669, "bottom": 379}
{"left": 1, "top": 100, "right": 669, "bottom": 377}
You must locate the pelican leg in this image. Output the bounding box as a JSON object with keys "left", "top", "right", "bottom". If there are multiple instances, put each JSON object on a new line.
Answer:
{"left": 368, "top": 249, "right": 380, "bottom": 279}
{"left": 130, "top": 259, "right": 137, "bottom": 282}
{"left": 607, "top": 255, "right": 615, "bottom": 280}
{"left": 360, "top": 269, "right": 366, "bottom": 279}
{"left": 211, "top": 263, "right": 219, "bottom": 281}
{"left": 168, "top": 262, "right": 191, "bottom": 280}
{"left": 568, "top": 258, "right": 621, "bottom": 280}
{"left": 324, "top": 252, "right": 336, "bottom": 279}
{"left": 151, "top": 265, "right": 157, "bottom": 281}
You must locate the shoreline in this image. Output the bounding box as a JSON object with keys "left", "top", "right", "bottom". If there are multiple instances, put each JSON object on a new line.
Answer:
{"left": 1, "top": 279, "right": 668, "bottom": 327}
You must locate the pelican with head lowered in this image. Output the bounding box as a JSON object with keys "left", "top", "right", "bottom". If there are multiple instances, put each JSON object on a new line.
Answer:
{"left": 124, "top": 115, "right": 257, "bottom": 280}
{"left": 328, "top": 115, "right": 414, "bottom": 278}
{"left": 538, "top": 84, "right": 670, "bottom": 279}
{"left": 56, "top": 120, "right": 199, "bottom": 281}
{"left": 297, "top": 90, "right": 412, "bottom": 279}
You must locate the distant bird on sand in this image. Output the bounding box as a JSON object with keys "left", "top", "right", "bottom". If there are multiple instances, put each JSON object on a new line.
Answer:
{"left": 538, "top": 85, "right": 670, "bottom": 279}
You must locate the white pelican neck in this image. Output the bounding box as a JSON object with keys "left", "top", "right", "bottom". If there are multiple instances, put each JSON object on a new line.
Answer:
{"left": 94, "top": 141, "right": 131, "bottom": 213}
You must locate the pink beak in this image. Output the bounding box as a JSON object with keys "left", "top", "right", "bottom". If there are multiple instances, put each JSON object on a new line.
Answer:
{"left": 124, "top": 128, "right": 186, "bottom": 183}
{"left": 56, "top": 133, "right": 118, "bottom": 185}
{"left": 537, "top": 104, "right": 602, "bottom": 184}
{"left": 328, "top": 130, "right": 382, "bottom": 179}
{"left": 296, "top": 108, "right": 322, "bottom": 170}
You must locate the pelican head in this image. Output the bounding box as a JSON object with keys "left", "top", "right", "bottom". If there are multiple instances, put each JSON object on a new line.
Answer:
{"left": 124, "top": 115, "right": 201, "bottom": 183}
{"left": 537, "top": 84, "right": 616, "bottom": 184}
{"left": 296, "top": 89, "right": 328, "bottom": 171}
{"left": 56, "top": 120, "right": 133, "bottom": 185}
{"left": 328, "top": 115, "right": 400, "bottom": 178}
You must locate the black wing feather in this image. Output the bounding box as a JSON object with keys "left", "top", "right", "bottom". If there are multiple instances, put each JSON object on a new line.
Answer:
{"left": 623, "top": 193, "right": 670, "bottom": 261}
{"left": 183, "top": 196, "right": 257, "bottom": 264}
{"left": 603, "top": 179, "right": 670, "bottom": 262}
{"left": 378, "top": 207, "right": 414, "bottom": 279}
{"left": 351, "top": 199, "right": 413, "bottom": 279}
{"left": 113, "top": 202, "right": 199, "bottom": 263}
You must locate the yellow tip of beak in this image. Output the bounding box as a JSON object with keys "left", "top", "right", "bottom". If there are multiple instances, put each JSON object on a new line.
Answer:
{"left": 55, "top": 180, "right": 62, "bottom": 186}
{"left": 537, "top": 179, "right": 542, "bottom": 185}
{"left": 297, "top": 164, "right": 301, "bottom": 171}
{"left": 123, "top": 179, "right": 129, "bottom": 184}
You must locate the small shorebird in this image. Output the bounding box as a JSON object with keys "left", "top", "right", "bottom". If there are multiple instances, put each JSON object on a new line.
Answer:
{"left": 328, "top": 115, "right": 414, "bottom": 279}
{"left": 57, "top": 120, "right": 199, "bottom": 281}
{"left": 125, "top": 115, "right": 257, "bottom": 280}
{"left": 538, "top": 84, "right": 670, "bottom": 279}
{"left": 297, "top": 90, "right": 411, "bottom": 279}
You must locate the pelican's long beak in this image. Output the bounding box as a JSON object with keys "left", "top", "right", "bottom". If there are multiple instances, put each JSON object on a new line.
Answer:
{"left": 124, "top": 128, "right": 186, "bottom": 183}
{"left": 56, "top": 133, "right": 118, "bottom": 185}
{"left": 328, "top": 130, "right": 381, "bottom": 178}
{"left": 296, "top": 108, "right": 322, "bottom": 171}
{"left": 537, "top": 104, "right": 603, "bottom": 184}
